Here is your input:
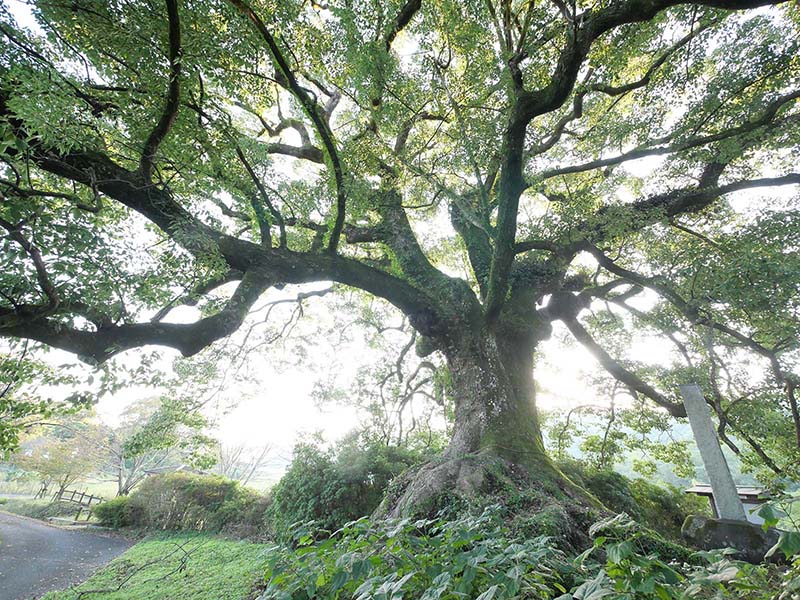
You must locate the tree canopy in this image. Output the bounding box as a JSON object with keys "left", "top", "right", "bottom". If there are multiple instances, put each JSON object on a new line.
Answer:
{"left": 1, "top": 0, "right": 799, "bottom": 506}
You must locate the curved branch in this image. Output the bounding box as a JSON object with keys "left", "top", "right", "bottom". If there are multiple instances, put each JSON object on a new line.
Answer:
{"left": 586, "top": 242, "right": 800, "bottom": 448}
{"left": 266, "top": 142, "right": 324, "bottom": 163}
{"left": 384, "top": 0, "right": 422, "bottom": 51}
{"left": 562, "top": 314, "right": 687, "bottom": 417}
{"left": 235, "top": 145, "right": 287, "bottom": 248}
{"left": 0, "top": 90, "right": 443, "bottom": 341}
{"left": 227, "top": 0, "right": 347, "bottom": 254}
{"left": 140, "top": 0, "right": 182, "bottom": 181}
{"left": 0, "top": 217, "right": 59, "bottom": 312}
{"left": 536, "top": 90, "right": 800, "bottom": 180}
{"left": 587, "top": 22, "right": 714, "bottom": 96}
{"left": 1, "top": 270, "right": 271, "bottom": 363}
{"left": 581, "top": 169, "right": 800, "bottom": 245}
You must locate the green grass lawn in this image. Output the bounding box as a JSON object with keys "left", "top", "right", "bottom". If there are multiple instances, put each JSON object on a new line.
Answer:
{"left": 0, "top": 498, "right": 83, "bottom": 520}
{"left": 41, "top": 534, "right": 271, "bottom": 600}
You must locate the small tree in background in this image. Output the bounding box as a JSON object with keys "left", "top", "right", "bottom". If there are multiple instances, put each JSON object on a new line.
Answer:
{"left": 214, "top": 443, "right": 272, "bottom": 487}
{"left": 14, "top": 419, "right": 105, "bottom": 498}
{"left": 0, "top": 341, "right": 91, "bottom": 456}
{"left": 105, "top": 396, "right": 218, "bottom": 496}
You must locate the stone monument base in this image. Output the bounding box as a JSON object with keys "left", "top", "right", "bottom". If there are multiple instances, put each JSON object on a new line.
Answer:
{"left": 682, "top": 514, "right": 781, "bottom": 564}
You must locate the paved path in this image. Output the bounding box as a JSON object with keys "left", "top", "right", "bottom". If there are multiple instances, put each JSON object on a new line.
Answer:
{"left": 0, "top": 511, "right": 133, "bottom": 600}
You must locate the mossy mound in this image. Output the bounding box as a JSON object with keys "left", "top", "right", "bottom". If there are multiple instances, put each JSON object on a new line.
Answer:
{"left": 376, "top": 450, "right": 601, "bottom": 552}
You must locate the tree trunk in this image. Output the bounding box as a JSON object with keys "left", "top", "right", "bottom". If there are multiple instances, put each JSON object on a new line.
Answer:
{"left": 378, "top": 329, "right": 601, "bottom": 547}
{"left": 117, "top": 466, "right": 124, "bottom": 497}
{"left": 445, "top": 332, "right": 549, "bottom": 468}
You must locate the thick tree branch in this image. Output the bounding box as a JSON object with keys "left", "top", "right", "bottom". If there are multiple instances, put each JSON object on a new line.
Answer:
{"left": 582, "top": 169, "right": 800, "bottom": 246}
{"left": 0, "top": 270, "right": 271, "bottom": 362}
{"left": 487, "top": 1, "right": 790, "bottom": 320}
{"left": 0, "top": 93, "right": 446, "bottom": 346}
{"left": 139, "top": 0, "right": 182, "bottom": 181}
{"left": 563, "top": 314, "right": 687, "bottom": 417}
{"left": 235, "top": 145, "right": 287, "bottom": 248}
{"left": 450, "top": 203, "right": 493, "bottom": 298}
{"left": 266, "top": 142, "right": 324, "bottom": 163}
{"left": 538, "top": 289, "right": 686, "bottom": 415}
{"left": 0, "top": 217, "right": 59, "bottom": 313}
{"left": 514, "top": 239, "right": 560, "bottom": 254}
{"left": 384, "top": 0, "right": 422, "bottom": 51}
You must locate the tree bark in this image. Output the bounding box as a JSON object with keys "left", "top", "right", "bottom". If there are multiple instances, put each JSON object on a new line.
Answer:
{"left": 380, "top": 328, "right": 600, "bottom": 535}
{"left": 445, "top": 332, "right": 548, "bottom": 469}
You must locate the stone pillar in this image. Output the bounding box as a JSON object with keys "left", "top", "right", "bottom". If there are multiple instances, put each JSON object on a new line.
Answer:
{"left": 679, "top": 384, "right": 747, "bottom": 521}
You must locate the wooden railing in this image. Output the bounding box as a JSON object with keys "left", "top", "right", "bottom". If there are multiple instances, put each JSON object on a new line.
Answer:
{"left": 53, "top": 488, "right": 104, "bottom": 521}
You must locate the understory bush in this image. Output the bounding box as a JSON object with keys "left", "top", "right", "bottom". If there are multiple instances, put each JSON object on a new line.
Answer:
{"left": 258, "top": 508, "right": 800, "bottom": 600}
{"left": 93, "top": 438, "right": 428, "bottom": 539}
{"left": 93, "top": 495, "right": 133, "bottom": 528}
{"left": 267, "top": 438, "right": 429, "bottom": 541}
{"left": 94, "top": 472, "right": 265, "bottom": 534}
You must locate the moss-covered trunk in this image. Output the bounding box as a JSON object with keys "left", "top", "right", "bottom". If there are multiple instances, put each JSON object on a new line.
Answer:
{"left": 445, "top": 332, "right": 547, "bottom": 467}
{"left": 379, "top": 330, "right": 600, "bottom": 541}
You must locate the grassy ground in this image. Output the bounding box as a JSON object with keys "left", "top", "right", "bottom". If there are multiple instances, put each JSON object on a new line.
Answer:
{"left": 41, "top": 534, "right": 270, "bottom": 600}
{"left": 0, "top": 497, "right": 84, "bottom": 520}
{"left": 0, "top": 479, "right": 120, "bottom": 499}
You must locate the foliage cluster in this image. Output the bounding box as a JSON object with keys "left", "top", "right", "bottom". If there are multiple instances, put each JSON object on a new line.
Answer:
{"left": 545, "top": 405, "right": 697, "bottom": 481}
{"left": 0, "top": 342, "right": 91, "bottom": 455}
{"left": 262, "top": 507, "right": 571, "bottom": 600}
{"left": 94, "top": 472, "right": 263, "bottom": 534}
{"left": 266, "top": 436, "right": 429, "bottom": 541}
{"left": 259, "top": 509, "right": 800, "bottom": 600}
{"left": 757, "top": 494, "right": 800, "bottom": 562}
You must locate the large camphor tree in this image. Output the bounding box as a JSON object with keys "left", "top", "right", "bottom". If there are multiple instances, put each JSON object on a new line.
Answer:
{"left": 1, "top": 0, "right": 799, "bottom": 521}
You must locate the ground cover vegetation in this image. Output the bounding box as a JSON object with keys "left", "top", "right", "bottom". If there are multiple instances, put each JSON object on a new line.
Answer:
{"left": 40, "top": 533, "right": 271, "bottom": 600}
{"left": 38, "top": 433, "right": 786, "bottom": 598}
{"left": 53, "top": 500, "right": 800, "bottom": 600}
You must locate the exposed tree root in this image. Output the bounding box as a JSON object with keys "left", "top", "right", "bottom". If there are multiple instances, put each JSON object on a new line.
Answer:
{"left": 376, "top": 450, "right": 604, "bottom": 552}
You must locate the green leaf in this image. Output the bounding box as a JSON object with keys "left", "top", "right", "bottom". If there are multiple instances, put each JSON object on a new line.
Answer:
{"left": 766, "top": 531, "right": 800, "bottom": 559}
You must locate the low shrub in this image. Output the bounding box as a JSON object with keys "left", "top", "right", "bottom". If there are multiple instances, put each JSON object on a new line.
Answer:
{"left": 557, "top": 459, "right": 709, "bottom": 540}
{"left": 266, "top": 438, "right": 428, "bottom": 541}
{"left": 628, "top": 477, "right": 710, "bottom": 539}
{"left": 100, "top": 472, "right": 267, "bottom": 534}
{"left": 93, "top": 495, "right": 133, "bottom": 528}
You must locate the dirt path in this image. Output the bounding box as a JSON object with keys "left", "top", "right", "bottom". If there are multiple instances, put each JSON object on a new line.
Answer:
{"left": 0, "top": 510, "right": 133, "bottom": 600}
